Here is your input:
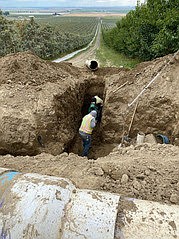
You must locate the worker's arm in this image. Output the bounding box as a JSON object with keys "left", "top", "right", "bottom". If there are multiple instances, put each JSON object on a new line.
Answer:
{"left": 90, "top": 118, "right": 96, "bottom": 128}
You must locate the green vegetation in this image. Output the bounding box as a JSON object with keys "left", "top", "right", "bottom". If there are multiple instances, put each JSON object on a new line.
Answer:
{"left": 1, "top": 2, "right": 178, "bottom": 64}
{"left": 37, "top": 16, "right": 97, "bottom": 35}
{"left": 97, "top": 16, "right": 140, "bottom": 68}
{"left": 102, "top": 0, "right": 179, "bottom": 60}
{"left": 0, "top": 11, "right": 20, "bottom": 56}
{"left": 101, "top": 16, "right": 122, "bottom": 31}
{"left": 96, "top": 36, "right": 141, "bottom": 68}
{"left": 0, "top": 13, "right": 98, "bottom": 59}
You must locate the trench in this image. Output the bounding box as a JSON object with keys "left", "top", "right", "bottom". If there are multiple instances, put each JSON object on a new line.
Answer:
{"left": 1, "top": 68, "right": 177, "bottom": 158}
{"left": 61, "top": 77, "right": 116, "bottom": 159}
{"left": 23, "top": 85, "right": 178, "bottom": 158}
{"left": 0, "top": 75, "right": 116, "bottom": 158}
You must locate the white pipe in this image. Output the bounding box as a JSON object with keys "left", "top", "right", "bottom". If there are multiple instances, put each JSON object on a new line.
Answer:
{"left": 115, "top": 197, "right": 179, "bottom": 239}
{"left": 0, "top": 168, "right": 119, "bottom": 239}
{"left": 0, "top": 168, "right": 179, "bottom": 239}
{"left": 85, "top": 60, "right": 99, "bottom": 71}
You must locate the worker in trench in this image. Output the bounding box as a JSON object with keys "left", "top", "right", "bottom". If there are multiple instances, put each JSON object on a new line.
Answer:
{"left": 88, "top": 95, "right": 103, "bottom": 123}
{"left": 79, "top": 110, "right": 97, "bottom": 157}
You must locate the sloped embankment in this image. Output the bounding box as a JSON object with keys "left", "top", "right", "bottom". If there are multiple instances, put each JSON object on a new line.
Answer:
{"left": 102, "top": 53, "right": 179, "bottom": 145}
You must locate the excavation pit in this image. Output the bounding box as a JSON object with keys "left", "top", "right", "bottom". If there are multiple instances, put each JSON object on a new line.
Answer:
{"left": 0, "top": 51, "right": 178, "bottom": 159}
{"left": 0, "top": 52, "right": 179, "bottom": 207}
{"left": 63, "top": 78, "right": 116, "bottom": 159}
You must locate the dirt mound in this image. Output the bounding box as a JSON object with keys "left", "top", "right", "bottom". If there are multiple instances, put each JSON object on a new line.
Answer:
{"left": 0, "top": 51, "right": 88, "bottom": 155}
{"left": 0, "top": 143, "right": 178, "bottom": 205}
{"left": 0, "top": 51, "right": 81, "bottom": 86}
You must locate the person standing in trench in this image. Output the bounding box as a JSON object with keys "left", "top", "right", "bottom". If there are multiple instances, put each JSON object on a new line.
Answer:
{"left": 79, "top": 110, "right": 97, "bottom": 157}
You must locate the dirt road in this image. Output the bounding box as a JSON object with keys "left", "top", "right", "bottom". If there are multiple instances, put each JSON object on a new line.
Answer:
{"left": 67, "top": 22, "right": 101, "bottom": 67}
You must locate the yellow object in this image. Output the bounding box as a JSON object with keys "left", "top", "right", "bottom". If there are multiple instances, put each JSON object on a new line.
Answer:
{"left": 79, "top": 114, "right": 93, "bottom": 134}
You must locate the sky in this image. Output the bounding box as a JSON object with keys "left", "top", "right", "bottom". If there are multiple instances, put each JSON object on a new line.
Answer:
{"left": 0, "top": 0, "right": 143, "bottom": 8}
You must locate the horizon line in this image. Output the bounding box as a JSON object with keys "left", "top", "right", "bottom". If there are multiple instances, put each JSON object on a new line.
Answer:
{"left": 1, "top": 6, "right": 136, "bottom": 9}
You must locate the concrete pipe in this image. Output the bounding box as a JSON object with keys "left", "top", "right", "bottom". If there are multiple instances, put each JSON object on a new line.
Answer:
{"left": 0, "top": 168, "right": 119, "bottom": 239}
{"left": 85, "top": 60, "right": 98, "bottom": 71}
{"left": 115, "top": 198, "right": 179, "bottom": 239}
{"left": 0, "top": 168, "right": 179, "bottom": 239}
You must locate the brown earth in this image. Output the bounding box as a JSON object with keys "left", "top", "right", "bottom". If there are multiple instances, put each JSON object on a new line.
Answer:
{"left": 0, "top": 51, "right": 178, "bottom": 205}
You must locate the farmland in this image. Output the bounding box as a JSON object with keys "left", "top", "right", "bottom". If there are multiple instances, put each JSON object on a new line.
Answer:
{"left": 1, "top": 10, "right": 138, "bottom": 66}
{"left": 0, "top": 12, "right": 99, "bottom": 59}
{"left": 37, "top": 16, "right": 98, "bottom": 38}
{"left": 1, "top": 7, "right": 124, "bottom": 60}
{"left": 101, "top": 16, "right": 121, "bottom": 31}
{"left": 36, "top": 16, "right": 99, "bottom": 58}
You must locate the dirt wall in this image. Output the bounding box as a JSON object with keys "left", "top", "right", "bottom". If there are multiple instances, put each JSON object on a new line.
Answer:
{"left": 102, "top": 54, "right": 179, "bottom": 145}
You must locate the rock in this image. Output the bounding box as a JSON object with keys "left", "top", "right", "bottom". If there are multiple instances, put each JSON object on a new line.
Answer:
{"left": 133, "top": 180, "right": 141, "bottom": 190}
{"left": 89, "top": 167, "right": 104, "bottom": 176}
{"left": 121, "top": 174, "right": 129, "bottom": 184}
{"left": 144, "top": 134, "right": 157, "bottom": 144}
{"left": 59, "top": 152, "right": 68, "bottom": 158}
{"left": 170, "top": 193, "right": 179, "bottom": 204}
{"left": 145, "top": 170, "right": 150, "bottom": 176}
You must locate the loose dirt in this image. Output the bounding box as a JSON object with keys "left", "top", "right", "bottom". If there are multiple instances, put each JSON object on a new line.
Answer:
{"left": 0, "top": 51, "right": 178, "bottom": 205}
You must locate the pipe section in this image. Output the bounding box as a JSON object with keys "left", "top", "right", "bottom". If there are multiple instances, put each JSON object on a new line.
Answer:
{"left": 115, "top": 198, "right": 179, "bottom": 239}
{"left": 0, "top": 168, "right": 179, "bottom": 239}
{"left": 85, "top": 60, "right": 98, "bottom": 71}
{"left": 0, "top": 168, "right": 119, "bottom": 239}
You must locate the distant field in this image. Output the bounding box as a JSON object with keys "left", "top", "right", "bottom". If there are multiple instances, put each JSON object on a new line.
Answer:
{"left": 3, "top": 10, "right": 127, "bottom": 62}
{"left": 66, "top": 12, "right": 126, "bottom": 17}
{"left": 101, "top": 16, "right": 122, "bottom": 30}
{"left": 6, "top": 13, "right": 125, "bottom": 20}
{"left": 36, "top": 16, "right": 98, "bottom": 37}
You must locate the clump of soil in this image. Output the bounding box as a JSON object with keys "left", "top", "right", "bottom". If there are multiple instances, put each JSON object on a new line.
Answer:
{"left": 0, "top": 51, "right": 178, "bottom": 206}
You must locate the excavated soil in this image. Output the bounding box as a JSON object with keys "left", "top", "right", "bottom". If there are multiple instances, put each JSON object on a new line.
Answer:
{"left": 0, "top": 51, "right": 178, "bottom": 205}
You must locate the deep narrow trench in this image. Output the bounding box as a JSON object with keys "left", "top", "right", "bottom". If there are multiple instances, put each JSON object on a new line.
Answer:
{"left": 64, "top": 78, "right": 115, "bottom": 159}
{"left": 1, "top": 74, "right": 176, "bottom": 158}
{"left": 0, "top": 76, "right": 116, "bottom": 158}
{"left": 44, "top": 79, "right": 178, "bottom": 158}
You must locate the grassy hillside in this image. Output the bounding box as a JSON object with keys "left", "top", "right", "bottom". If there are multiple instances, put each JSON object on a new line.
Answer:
{"left": 96, "top": 36, "right": 141, "bottom": 69}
